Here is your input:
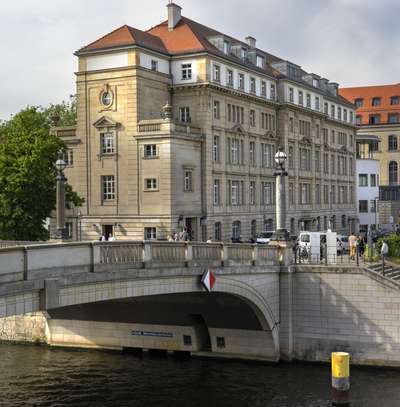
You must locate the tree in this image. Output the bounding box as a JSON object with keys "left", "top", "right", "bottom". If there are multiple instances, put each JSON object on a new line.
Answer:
{"left": 0, "top": 104, "right": 83, "bottom": 241}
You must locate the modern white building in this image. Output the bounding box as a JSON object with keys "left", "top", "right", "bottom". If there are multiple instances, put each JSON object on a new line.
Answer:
{"left": 356, "top": 134, "right": 380, "bottom": 234}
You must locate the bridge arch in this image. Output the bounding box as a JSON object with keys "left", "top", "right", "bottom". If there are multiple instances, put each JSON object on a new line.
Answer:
{"left": 54, "top": 274, "right": 280, "bottom": 358}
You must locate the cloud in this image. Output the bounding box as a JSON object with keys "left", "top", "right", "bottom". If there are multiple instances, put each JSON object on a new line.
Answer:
{"left": 1, "top": 0, "right": 398, "bottom": 119}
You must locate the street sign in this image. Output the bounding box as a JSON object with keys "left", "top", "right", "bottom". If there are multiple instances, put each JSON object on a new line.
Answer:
{"left": 201, "top": 269, "right": 216, "bottom": 292}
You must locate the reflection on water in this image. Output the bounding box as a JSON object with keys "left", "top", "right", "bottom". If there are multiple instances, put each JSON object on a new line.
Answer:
{"left": 0, "top": 344, "right": 400, "bottom": 407}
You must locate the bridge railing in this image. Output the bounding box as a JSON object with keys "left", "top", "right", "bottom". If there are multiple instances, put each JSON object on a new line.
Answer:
{"left": 0, "top": 241, "right": 283, "bottom": 283}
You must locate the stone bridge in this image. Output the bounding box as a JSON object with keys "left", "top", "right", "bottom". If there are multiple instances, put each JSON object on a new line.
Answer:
{"left": 0, "top": 241, "right": 286, "bottom": 361}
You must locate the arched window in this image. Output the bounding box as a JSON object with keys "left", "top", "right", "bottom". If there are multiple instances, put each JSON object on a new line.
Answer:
{"left": 264, "top": 218, "right": 273, "bottom": 231}
{"left": 389, "top": 161, "right": 398, "bottom": 185}
{"left": 388, "top": 135, "right": 398, "bottom": 151}
{"left": 290, "top": 218, "right": 295, "bottom": 234}
{"left": 251, "top": 220, "right": 257, "bottom": 237}
{"left": 232, "top": 221, "right": 241, "bottom": 240}
{"left": 316, "top": 216, "right": 321, "bottom": 231}
{"left": 214, "top": 222, "right": 221, "bottom": 241}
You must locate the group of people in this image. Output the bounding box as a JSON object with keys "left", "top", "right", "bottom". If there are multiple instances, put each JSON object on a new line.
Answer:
{"left": 348, "top": 233, "right": 366, "bottom": 260}
{"left": 99, "top": 234, "right": 116, "bottom": 242}
{"left": 167, "top": 228, "right": 189, "bottom": 242}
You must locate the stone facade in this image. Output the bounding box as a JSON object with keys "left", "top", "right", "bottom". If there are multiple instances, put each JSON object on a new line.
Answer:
{"left": 53, "top": 4, "right": 357, "bottom": 242}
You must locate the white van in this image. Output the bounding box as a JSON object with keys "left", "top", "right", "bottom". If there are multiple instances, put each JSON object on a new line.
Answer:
{"left": 298, "top": 231, "right": 337, "bottom": 263}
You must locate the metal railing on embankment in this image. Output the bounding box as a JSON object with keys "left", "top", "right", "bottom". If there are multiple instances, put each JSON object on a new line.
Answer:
{"left": 0, "top": 241, "right": 283, "bottom": 284}
{"left": 293, "top": 245, "right": 363, "bottom": 265}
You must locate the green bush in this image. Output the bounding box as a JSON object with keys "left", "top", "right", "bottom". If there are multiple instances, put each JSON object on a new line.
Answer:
{"left": 376, "top": 234, "right": 400, "bottom": 258}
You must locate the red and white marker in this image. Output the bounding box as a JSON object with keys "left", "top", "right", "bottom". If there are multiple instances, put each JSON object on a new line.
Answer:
{"left": 201, "top": 269, "right": 216, "bottom": 292}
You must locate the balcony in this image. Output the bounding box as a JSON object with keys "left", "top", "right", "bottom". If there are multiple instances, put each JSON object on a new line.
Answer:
{"left": 137, "top": 119, "right": 202, "bottom": 138}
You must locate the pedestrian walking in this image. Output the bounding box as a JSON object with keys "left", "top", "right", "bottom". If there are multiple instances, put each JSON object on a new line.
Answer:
{"left": 348, "top": 232, "right": 356, "bottom": 260}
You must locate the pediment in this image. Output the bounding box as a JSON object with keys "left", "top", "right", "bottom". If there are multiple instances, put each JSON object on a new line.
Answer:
{"left": 93, "top": 116, "right": 119, "bottom": 129}
{"left": 300, "top": 136, "right": 312, "bottom": 145}
{"left": 263, "top": 131, "right": 276, "bottom": 140}
{"left": 231, "top": 124, "right": 246, "bottom": 134}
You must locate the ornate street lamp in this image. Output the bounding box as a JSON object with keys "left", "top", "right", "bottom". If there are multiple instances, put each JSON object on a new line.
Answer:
{"left": 55, "top": 158, "right": 67, "bottom": 240}
{"left": 272, "top": 148, "right": 289, "bottom": 241}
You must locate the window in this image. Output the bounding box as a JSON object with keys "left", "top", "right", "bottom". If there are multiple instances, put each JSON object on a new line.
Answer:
{"left": 61, "top": 149, "right": 74, "bottom": 166}
{"left": 101, "top": 90, "right": 113, "bottom": 107}
{"left": 389, "top": 135, "right": 398, "bottom": 151}
{"left": 214, "top": 222, "right": 221, "bottom": 241}
{"left": 250, "top": 77, "right": 256, "bottom": 93}
{"left": 227, "top": 69, "right": 233, "bottom": 86}
{"left": 145, "top": 178, "right": 157, "bottom": 190}
{"left": 359, "top": 200, "right": 368, "bottom": 213}
{"left": 324, "top": 102, "right": 328, "bottom": 114}
{"left": 270, "top": 84, "right": 276, "bottom": 100}
{"left": 213, "top": 64, "right": 221, "bottom": 82}
{"left": 102, "top": 175, "right": 115, "bottom": 200}
{"left": 144, "top": 227, "right": 156, "bottom": 240}
{"left": 256, "top": 55, "right": 264, "bottom": 68}
{"left": 359, "top": 174, "right": 368, "bottom": 187}
{"left": 183, "top": 335, "right": 192, "bottom": 346}
{"left": 369, "top": 114, "right": 380, "bottom": 124}
{"left": 388, "top": 113, "right": 399, "bottom": 124}
{"left": 262, "top": 181, "right": 274, "bottom": 205}
{"left": 181, "top": 63, "right": 192, "bottom": 80}
{"left": 249, "top": 181, "right": 256, "bottom": 205}
{"left": 179, "top": 107, "right": 191, "bottom": 122}
{"left": 251, "top": 219, "right": 257, "bottom": 237}
{"left": 306, "top": 93, "right": 311, "bottom": 108}
{"left": 338, "top": 107, "right": 342, "bottom": 120}
{"left": 223, "top": 41, "right": 229, "bottom": 54}
{"left": 65, "top": 221, "right": 73, "bottom": 239}
{"left": 344, "top": 109, "right": 348, "bottom": 121}
{"left": 315, "top": 150, "right": 320, "bottom": 172}
{"left": 238, "top": 73, "right": 244, "bottom": 90}
{"left": 331, "top": 154, "right": 335, "bottom": 174}
{"left": 299, "top": 148, "right": 311, "bottom": 171}
{"left": 184, "top": 170, "right": 193, "bottom": 192}
{"left": 249, "top": 141, "right": 256, "bottom": 166}
{"left": 391, "top": 96, "right": 399, "bottom": 105}
{"left": 249, "top": 110, "right": 256, "bottom": 126}
{"left": 228, "top": 180, "right": 244, "bottom": 205}
{"left": 315, "top": 97, "right": 320, "bottom": 111}
{"left": 289, "top": 183, "right": 295, "bottom": 205}
{"left": 355, "top": 98, "right": 363, "bottom": 108}
{"left": 261, "top": 144, "right": 274, "bottom": 168}
{"left": 370, "top": 200, "right": 377, "bottom": 213}
{"left": 323, "top": 153, "right": 329, "bottom": 174}
{"left": 372, "top": 97, "right": 381, "bottom": 106}
{"left": 341, "top": 215, "right": 347, "bottom": 228}
{"left": 331, "top": 104, "right": 335, "bottom": 119}
{"left": 240, "top": 47, "right": 246, "bottom": 59}
{"left": 356, "top": 115, "right": 362, "bottom": 125}
{"left": 151, "top": 60, "right": 158, "bottom": 72}
{"left": 315, "top": 184, "right": 321, "bottom": 205}
{"left": 144, "top": 144, "right": 157, "bottom": 158}
{"left": 298, "top": 90, "right": 303, "bottom": 105}
{"left": 261, "top": 81, "right": 267, "bottom": 97}
{"left": 315, "top": 124, "right": 320, "bottom": 138}
{"left": 288, "top": 146, "right": 294, "bottom": 169}
{"left": 213, "top": 136, "right": 220, "bottom": 162}
{"left": 324, "top": 185, "right": 329, "bottom": 204}
{"left": 389, "top": 161, "right": 398, "bottom": 185}
{"left": 217, "top": 336, "right": 226, "bottom": 348}
{"left": 323, "top": 128, "right": 328, "bottom": 144}
{"left": 213, "top": 100, "right": 220, "bottom": 119}
{"left": 289, "top": 87, "right": 294, "bottom": 103}
{"left": 213, "top": 179, "right": 220, "bottom": 205}
{"left": 232, "top": 221, "right": 241, "bottom": 240}
{"left": 299, "top": 183, "right": 311, "bottom": 204}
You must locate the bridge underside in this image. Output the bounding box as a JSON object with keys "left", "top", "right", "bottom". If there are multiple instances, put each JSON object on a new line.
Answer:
{"left": 46, "top": 292, "right": 277, "bottom": 360}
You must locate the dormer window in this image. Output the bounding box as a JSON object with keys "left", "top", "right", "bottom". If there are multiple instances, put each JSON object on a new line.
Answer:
{"left": 241, "top": 47, "right": 247, "bottom": 60}
{"left": 223, "top": 41, "right": 229, "bottom": 54}
{"left": 256, "top": 55, "right": 264, "bottom": 68}
{"left": 312, "top": 78, "right": 319, "bottom": 87}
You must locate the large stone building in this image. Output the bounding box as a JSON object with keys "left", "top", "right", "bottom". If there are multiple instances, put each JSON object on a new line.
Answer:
{"left": 55, "top": 3, "right": 357, "bottom": 242}
{"left": 340, "top": 84, "right": 400, "bottom": 229}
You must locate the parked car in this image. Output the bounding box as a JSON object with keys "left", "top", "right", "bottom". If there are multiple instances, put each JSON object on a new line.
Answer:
{"left": 256, "top": 231, "right": 274, "bottom": 244}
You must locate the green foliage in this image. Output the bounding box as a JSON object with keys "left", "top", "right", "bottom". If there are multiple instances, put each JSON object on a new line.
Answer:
{"left": 44, "top": 95, "right": 76, "bottom": 127}
{"left": 0, "top": 103, "right": 82, "bottom": 241}
{"left": 376, "top": 234, "right": 400, "bottom": 258}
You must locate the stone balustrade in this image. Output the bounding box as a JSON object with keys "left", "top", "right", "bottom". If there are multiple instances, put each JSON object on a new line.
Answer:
{"left": 0, "top": 241, "right": 283, "bottom": 284}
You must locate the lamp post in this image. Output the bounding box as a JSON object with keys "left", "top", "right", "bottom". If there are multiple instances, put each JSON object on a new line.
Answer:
{"left": 272, "top": 148, "right": 289, "bottom": 241}
{"left": 374, "top": 196, "right": 379, "bottom": 232}
{"left": 55, "top": 158, "right": 67, "bottom": 240}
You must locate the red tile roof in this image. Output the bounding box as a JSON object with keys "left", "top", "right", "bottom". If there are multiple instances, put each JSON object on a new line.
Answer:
{"left": 340, "top": 84, "right": 400, "bottom": 125}
{"left": 77, "top": 25, "right": 167, "bottom": 54}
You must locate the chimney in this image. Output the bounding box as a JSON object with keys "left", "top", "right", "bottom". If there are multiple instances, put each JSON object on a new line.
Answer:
{"left": 245, "top": 36, "right": 256, "bottom": 48}
{"left": 167, "top": 2, "right": 182, "bottom": 31}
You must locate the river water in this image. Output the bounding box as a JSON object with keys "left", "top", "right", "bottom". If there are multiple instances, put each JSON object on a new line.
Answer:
{"left": 1, "top": 344, "right": 399, "bottom": 407}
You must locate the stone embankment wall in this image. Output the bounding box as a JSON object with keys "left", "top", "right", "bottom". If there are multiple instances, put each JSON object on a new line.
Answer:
{"left": 281, "top": 266, "right": 400, "bottom": 367}
{"left": 0, "top": 312, "right": 47, "bottom": 344}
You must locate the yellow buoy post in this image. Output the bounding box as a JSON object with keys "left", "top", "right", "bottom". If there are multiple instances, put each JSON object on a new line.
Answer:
{"left": 331, "top": 352, "right": 350, "bottom": 406}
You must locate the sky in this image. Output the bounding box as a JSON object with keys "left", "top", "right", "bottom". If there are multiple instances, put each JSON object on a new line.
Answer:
{"left": 1, "top": 0, "right": 399, "bottom": 120}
